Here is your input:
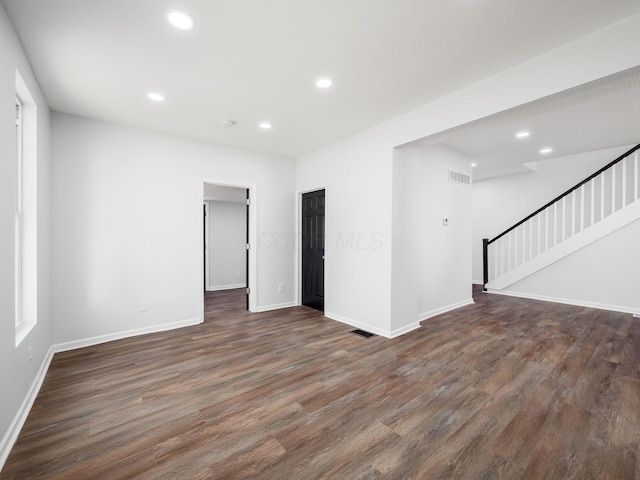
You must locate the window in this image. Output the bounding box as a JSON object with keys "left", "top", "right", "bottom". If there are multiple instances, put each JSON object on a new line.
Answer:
{"left": 15, "top": 96, "right": 23, "bottom": 332}
{"left": 15, "top": 71, "right": 37, "bottom": 346}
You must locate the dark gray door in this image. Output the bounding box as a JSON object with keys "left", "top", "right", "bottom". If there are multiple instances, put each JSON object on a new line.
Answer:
{"left": 302, "top": 190, "right": 325, "bottom": 311}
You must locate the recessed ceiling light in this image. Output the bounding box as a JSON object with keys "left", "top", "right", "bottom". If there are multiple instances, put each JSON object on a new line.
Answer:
{"left": 259, "top": 122, "right": 272, "bottom": 130}
{"left": 515, "top": 131, "right": 530, "bottom": 139}
{"left": 147, "top": 92, "right": 165, "bottom": 102}
{"left": 168, "top": 11, "right": 195, "bottom": 30}
{"left": 316, "top": 77, "right": 333, "bottom": 89}
{"left": 540, "top": 147, "right": 553, "bottom": 154}
{"left": 222, "top": 120, "right": 236, "bottom": 127}
{"left": 471, "top": 163, "right": 477, "bottom": 167}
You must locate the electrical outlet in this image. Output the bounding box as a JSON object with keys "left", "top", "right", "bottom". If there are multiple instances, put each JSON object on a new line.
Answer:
{"left": 278, "top": 283, "right": 285, "bottom": 293}
{"left": 442, "top": 218, "right": 449, "bottom": 226}
{"left": 140, "top": 300, "right": 149, "bottom": 312}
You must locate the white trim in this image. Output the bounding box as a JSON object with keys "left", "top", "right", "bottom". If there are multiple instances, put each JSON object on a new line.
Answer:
{"left": 204, "top": 201, "right": 210, "bottom": 289}
{"left": 51, "top": 317, "right": 202, "bottom": 353}
{"left": 634, "top": 314, "right": 640, "bottom": 318}
{"left": 0, "top": 346, "right": 54, "bottom": 470}
{"left": 389, "top": 322, "right": 421, "bottom": 338}
{"left": 324, "top": 311, "right": 392, "bottom": 338}
{"left": 254, "top": 301, "right": 297, "bottom": 313}
{"left": 418, "top": 298, "right": 475, "bottom": 322}
{"left": 200, "top": 179, "right": 257, "bottom": 313}
{"left": 206, "top": 283, "right": 246, "bottom": 292}
{"left": 472, "top": 279, "right": 484, "bottom": 285}
{"left": 487, "top": 200, "right": 640, "bottom": 290}
{"left": 487, "top": 289, "right": 639, "bottom": 316}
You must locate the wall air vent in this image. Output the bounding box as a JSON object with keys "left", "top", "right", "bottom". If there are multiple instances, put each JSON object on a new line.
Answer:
{"left": 448, "top": 170, "right": 471, "bottom": 185}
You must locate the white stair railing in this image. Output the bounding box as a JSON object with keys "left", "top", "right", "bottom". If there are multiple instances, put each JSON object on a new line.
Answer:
{"left": 482, "top": 144, "right": 640, "bottom": 289}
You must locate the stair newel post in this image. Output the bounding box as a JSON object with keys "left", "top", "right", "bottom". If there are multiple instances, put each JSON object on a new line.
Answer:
{"left": 482, "top": 238, "right": 489, "bottom": 291}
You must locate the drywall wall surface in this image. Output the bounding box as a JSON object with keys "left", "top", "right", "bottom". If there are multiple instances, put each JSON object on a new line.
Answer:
{"left": 297, "top": 15, "right": 640, "bottom": 335}
{"left": 51, "top": 113, "right": 295, "bottom": 344}
{"left": 208, "top": 201, "right": 246, "bottom": 290}
{"left": 297, "top": 129, "right": 394, "bottom": 335}
{"left": 417, "top": 145, "right": 473, "bottom": 318}
{"left": 0, "top": 2, "right": 51, "bottom": 463}
{"left": 472, "top": 145, "right": 633, "bottom": 282}
{"left": 507, "top": 217, "right": 640, "bottom": 313}
{"left": 390, "top": 147, "right": 421, "bottom": 333}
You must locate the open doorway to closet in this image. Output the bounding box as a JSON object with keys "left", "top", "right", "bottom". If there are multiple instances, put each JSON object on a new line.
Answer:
{"left": 203, "top": 183, "right": 249, "bottom": 316}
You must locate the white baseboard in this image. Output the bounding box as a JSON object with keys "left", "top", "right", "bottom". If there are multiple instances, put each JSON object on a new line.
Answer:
{"left": 206, "top": 283, "right": 246, "bottom": 292}
{"left": 0, "top": 346, "right": 55, "bottom": 470}
{"left": 389, "top": 322, "right": 421, "bottom": 338}
{"left": 418, "top": 298, "right": 475, "bottom": 323}
{"left": 254, "top": 301, "right": 297, "bottom": 313}
{"left": 487, "top": 289, "right": 639, "bottom": 316}
{"left": 472, "top": 279, "right": 484, "bottom": 285}
{"left": 51, "top": 317, "right": 203, "bottom": 354}
{"left": 324, "top": 311, "right": 393, "bottom": 338}
{"left": 52, "top": 317, "right": 202, "bottom": 354}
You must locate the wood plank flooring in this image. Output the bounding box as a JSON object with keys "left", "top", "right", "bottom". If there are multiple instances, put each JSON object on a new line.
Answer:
{"left": 2, "top": 286, "right": 640, "bottom": 479}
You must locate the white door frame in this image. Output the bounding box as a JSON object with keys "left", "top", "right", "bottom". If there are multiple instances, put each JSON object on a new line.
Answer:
{"left": 200, "top": 179, "right": 258, "bottom": 320}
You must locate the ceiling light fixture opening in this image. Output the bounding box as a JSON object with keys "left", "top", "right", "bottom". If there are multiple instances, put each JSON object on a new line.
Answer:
{"left": 259, "top": 122, "right": 272, "bottom": 130}
{"left": 540, "top": 147, "right": 553, "bottom": 154}
{"left": 147, "top": 92, "right": 165, "bottom": 102}
{"left": 515, "top": 131, "right": 530, "bottom": 139}
{"left": 316, "top": 77, "right": 333, "bottom": 89}
{"left": 168, "top": 11, "right": 195, "bottom": 30}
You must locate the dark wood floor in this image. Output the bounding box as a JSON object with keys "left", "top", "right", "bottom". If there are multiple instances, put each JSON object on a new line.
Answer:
{"left": 2, "top": 287, "right": 640, "bottom": 479}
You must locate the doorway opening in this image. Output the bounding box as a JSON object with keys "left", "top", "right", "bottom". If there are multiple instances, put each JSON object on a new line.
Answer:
{"left": 203, "top": 183, "right": 250, "bottom": 317}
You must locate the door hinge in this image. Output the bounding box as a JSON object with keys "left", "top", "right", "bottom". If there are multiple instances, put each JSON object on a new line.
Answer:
{"left": 246, "top": 243, "right": 250, "bottom": 250}
{"left": 246, "top": 198, "right": 251, "bottom": 206}
{"left": 15, "top": 104, "right": 21, "bottom": 125}
{"left": 246, "top": 287, "right": 250, "bottom": 294}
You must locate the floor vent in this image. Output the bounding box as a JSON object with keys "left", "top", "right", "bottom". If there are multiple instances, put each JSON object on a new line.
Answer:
{"left": 448, "top": 169, "right": 471, "bottom": 185}
{"left": 351, "top": 329, "right": 375, "bottom": 338}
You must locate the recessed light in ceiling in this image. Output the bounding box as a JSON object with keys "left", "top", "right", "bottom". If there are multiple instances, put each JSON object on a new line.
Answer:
{"left": 259, "top": 122, "right": 272, "bottom": 130}
{"left": 515, "top": 131, "right": 530, "bottom": 139}
{"left": 147, "top": 92, "right": 165, "bottom": 102}
{"left": 222, "top": 120, "right": 236, "bottom": 127}
{"left": 540, "top": 147, "right": 553, "bottom": 154}
{"left": 316, "top": 77, "right": 333, "bottom": 89}
{"left": 168, "top": 11, "right": 195, "bottom": 30}
{"left": 471, "top": 163, "right": 477, "bottom": 167}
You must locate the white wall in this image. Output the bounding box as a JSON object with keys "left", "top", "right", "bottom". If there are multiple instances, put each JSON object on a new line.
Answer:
{"left": 417, "top": 145, "right": 473, "bottom": 319}
{"left": 390, "top": 147, "right": 420, "bottom": 334}
{"left": 297, "top": 15, "right": 640, "bottom": 336}
{"left": 391, "top": 145, "right": 473, "bottom": 335}
{"left": 0, "top": 2, "right": 51, "bottom": 463}
{"left": 297, "top": 133, "right": 394, "bottom": 336}
{"left": 207, "top": 200, "right": 246, "bottom": 290}
{"left": 471, "top": 145, "right": 633, "bottom": 282}
{"left": 472, "top": 144, "right": 639, "bottom": 313}
{"left": 507, "top": 217, "right": 640, "bottom": 313}
{"left": 51, "top": 113, "right": 296, "bottom": 345}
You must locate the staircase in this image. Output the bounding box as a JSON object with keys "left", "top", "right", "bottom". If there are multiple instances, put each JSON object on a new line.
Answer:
{"left": 482, "top": 143, "right": 640, "bottom": 291}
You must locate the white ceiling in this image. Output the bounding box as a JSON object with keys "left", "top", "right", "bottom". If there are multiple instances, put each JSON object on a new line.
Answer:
{"left": 4, "top": 0, "right": 640, "bottom": 158}
{"left": 411, "top": 67, "right": 640, "bottom": 180}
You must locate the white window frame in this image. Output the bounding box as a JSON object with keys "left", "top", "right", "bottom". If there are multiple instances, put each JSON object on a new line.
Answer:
{"left": 15, "top": 96, "right": 23, "bottom": 333}
{"left": 15, "top": 71, "right": 38, "bottom": 347}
